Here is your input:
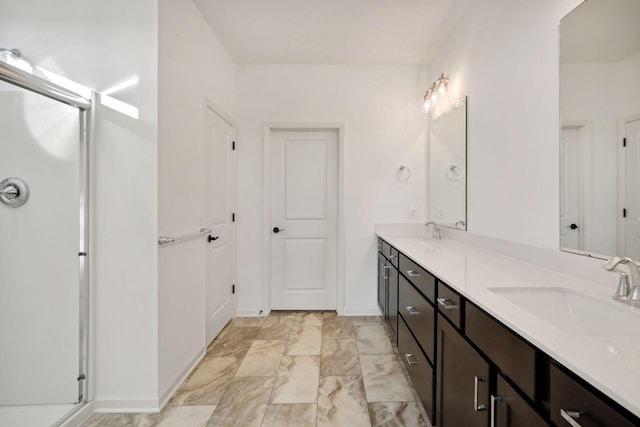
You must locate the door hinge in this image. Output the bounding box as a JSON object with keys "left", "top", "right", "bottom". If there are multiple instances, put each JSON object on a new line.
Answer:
{"left": 78, "top": 252, "right": 87, "bottom": 257}
{"left": 77, "top": 373, "right": 86, "bottom": 381}
{"left": 232, "top": 284, "right": 236, "bottom": 294}
{"left": 623, "top": 138, "right": 627, "bottom": 147}
{"left": 624, "top": 208, "right": 627, "bottom": 218}
{"left": 232, "top": 213, "right": 236, "bottom": 222}
{"left": 232, "top": 140, "right": 236, "bottom": 150}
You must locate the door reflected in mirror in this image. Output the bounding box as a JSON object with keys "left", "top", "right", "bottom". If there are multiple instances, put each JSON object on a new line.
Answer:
{"left": 429, "top": 97, "right": 467, "bottom": 230}
{"left": 560, "top": 0, "right": 640, "bottom": 259}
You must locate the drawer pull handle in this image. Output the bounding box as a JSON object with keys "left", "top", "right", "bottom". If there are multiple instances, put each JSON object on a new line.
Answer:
{"left": 474, "top": 376, "right": 488, "bottom": 412}
{"left": 490, "top": 395, "right": 505, "bottom": 427}
{"left": 390, "top": 254, "right": 397, "bottom": 261}
{"left": 405, "top": 306, "right": 420, "bottom": 315}
{"left": 405, "top": 353, "right": 419, "bottom": 366}
{"left": 437, "top": 297, "right": 459, "bottom": 310}
{"left": 560, "top": 409, "right": 583, "bottom": 427}
{"left": 406, "top": 270, "right": 421, "bottom": 277}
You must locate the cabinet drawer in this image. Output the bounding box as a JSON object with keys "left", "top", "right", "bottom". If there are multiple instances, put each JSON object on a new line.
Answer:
{"left": 387, "top": 264, "right": 398, "bottom": 343}
{"left": 493, "top": 374, "right": 547, "bottom": 427}
{"left": 399, "top": 254, "right": 436, "bottom": 303}
{"left": 550, "top": 364, "right": 637, "bottom": 427}
{"left": 381, "top": 240, "right": 392, "bottom": 259}
{"left": 398, "top": 316, "right": 434, "bottom": 424}
{"left": 398, "top": 275, "right": 435, "bottom": 362}
{"left": 466, "top": 303, "right": 536, "bottom": 400}
{"left": 436, "top": 282, "right": 462, "bottom": 329}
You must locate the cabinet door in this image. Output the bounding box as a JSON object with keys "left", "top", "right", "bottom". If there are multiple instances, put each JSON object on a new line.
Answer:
{"left": 492, "top": 374, "right": 547, "bottom": 427}
{"left": 377, "top": 253, "right": 387, "bottom": 316}
{"left": 387, "top": 264, "right": 398, "bottom": 341}
{"left": 437, "top": 314, "right": 490, "bottom": 427}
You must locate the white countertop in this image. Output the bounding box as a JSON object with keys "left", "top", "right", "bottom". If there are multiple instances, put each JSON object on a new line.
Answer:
{"left": 376, "top": 225, "right": 640, "bottom": 418}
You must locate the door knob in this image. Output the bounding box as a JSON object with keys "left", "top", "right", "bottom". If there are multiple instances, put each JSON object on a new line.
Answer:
{"left": 208, "top": 235, "right": 219, "bottom": 242}
{"left": 566, "top": 223, "right": 578, "bottom": 230}
{"left": 273, "top": 227, "right": 286, "bottom": 233}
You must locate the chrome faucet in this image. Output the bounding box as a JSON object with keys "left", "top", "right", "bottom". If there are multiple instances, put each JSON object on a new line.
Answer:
{"left": 425, "top": 221, "right": 442, "bottom": 239}
{"left": 603, "top": 256, "right": 640, "bottom": 302}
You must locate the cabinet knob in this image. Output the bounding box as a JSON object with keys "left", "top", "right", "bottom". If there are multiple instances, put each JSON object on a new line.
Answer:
{"left": 406, "top": 270, "right": 421, "bottom": 277}
{"left": 404, "top": 353, "right": 419, "bottom": 366}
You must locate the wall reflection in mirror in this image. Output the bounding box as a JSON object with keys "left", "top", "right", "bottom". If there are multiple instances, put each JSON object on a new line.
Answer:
{"left": 429, "top": 97, "right": 467, "bottom": 230}
{"left": 560, "top": 0, "right": 640, "bottom": 259}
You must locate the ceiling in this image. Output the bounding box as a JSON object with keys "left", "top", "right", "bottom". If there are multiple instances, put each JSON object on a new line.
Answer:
{"left": 193, "top": 0, "right": 466, "bottom": 65}
{"left": 561, "top": 0, "right": 640, "bottom": 62}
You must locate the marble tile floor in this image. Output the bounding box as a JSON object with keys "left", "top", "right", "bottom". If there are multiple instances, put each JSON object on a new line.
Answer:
{"left": 81, "top": 312, "right": 430, "bottom": 427}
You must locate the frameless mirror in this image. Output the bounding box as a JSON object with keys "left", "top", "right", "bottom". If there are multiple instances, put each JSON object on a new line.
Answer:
{"left": 560, "top": 0, "right": 640, "bottom": 259}
{"left": 429, "top": 97, "right": 467, "bottom": 230}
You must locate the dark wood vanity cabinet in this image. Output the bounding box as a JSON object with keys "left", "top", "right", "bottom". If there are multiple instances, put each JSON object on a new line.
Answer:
{"left": 436, "top": 313, "right": 490, "bottom": 427}
{"left": 377, "top": 240, "right": 640, "bottom": 427}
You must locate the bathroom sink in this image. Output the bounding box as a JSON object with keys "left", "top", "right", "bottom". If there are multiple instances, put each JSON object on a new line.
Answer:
{"left": 488, "top": 286, "right": 640, "bottom": 337}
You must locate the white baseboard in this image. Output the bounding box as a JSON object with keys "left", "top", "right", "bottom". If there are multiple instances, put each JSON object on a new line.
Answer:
{"left": 340, "top": 307, "right": 383, "bottom": 316}
{"left": 159, "top": 349, "right": 205, "bottom": 408}
{"left": 60, "top": 402, "right": 95, "bottom": 427}
{"left": 93, "top": 396, "right": 160, "bottom": 414}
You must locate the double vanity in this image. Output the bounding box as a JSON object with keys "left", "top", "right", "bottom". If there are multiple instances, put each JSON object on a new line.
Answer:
{"left": 376, "top": 225, "right": 640, "bottom": 427}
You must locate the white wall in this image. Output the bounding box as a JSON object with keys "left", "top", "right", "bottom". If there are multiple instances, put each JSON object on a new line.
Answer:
{"left": 0, "top": 0, "right": 160, "bottom": 411}
{"left": 426, "top": 0, "right": 582, "bottom": 249}
{"left": 158, "top": 0, "right": 237, "bottom": 404}
{"left": 237, "top": 65, "right": 427, "bottom": 315}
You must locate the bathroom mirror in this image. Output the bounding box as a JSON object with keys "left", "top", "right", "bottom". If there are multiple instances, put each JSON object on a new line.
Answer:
{"left": 559, "top": 0, "right": 640, "bottom": 259}
{"left": 429, "top": 97, "right": 467, "bottom": 230}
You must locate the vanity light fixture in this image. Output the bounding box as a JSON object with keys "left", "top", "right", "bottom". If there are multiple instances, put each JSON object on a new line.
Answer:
{"left": 423, "top": 73, "right": 449, "bottom": 114}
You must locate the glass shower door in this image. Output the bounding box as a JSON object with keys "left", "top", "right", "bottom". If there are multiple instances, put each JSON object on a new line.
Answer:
{"left": 0, "top": 82, "right": 82, "bottom": 418}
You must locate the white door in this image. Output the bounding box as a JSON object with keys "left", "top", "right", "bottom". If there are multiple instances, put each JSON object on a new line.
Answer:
{"left": 624, "top": 119, "right": 640, "bottom": 259}
{"left": 0, "top": 88, "right": 80, "bottom": 404}
{"left": 560, "top": 126, "right": 583, "bottom": 250}
{"left": 270, "top": 129, "right": 338, "bottom": 310}
{"left": 204, "top": 107, "right": 235, "bottom": 344}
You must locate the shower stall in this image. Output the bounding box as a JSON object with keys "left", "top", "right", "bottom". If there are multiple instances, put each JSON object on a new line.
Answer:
{"left": 0, "top": 53, "right": 91, "bottom": 427}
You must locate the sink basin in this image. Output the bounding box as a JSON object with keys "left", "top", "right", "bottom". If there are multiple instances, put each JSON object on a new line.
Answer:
{"left": 488, "top": 286, "right": 640, "bottom": 337}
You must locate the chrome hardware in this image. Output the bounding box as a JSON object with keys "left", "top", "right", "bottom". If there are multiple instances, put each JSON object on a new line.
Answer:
{"left": 405, "top": 306, "right": 420, "bottom": 315}
{"left": 490, "top": 395, "right": 505, "bottom": 427}
{"left": 0, "top": 177, "right": 30, "bottom": 208}
{"left": 560, "top": 409, "right": 583, "bottom": 427}
{"left": 474, "top": 376, "right": 488, "bottom": 411}
{"left": 425, "top": 221, "right": 442, "bottom": 239}
{"left": 383, "top": 262, "right": 390, "bottom": 280}
{"left": 405, "top": 353, "right": 419, "bottom": 366}
{"left": 406, "top": 270, "right": 421, "bottom": 277}
{"left": 158, "top": 228, "right": 212, "bottom": 246}
{"left": 273, "top": 227, "right": 285, "bottom": 233}
{"left": 437, "top": 297, "right": 458, "bottom": 310}
{"left": 603, "top": 256, "right": 640, "bottom": 302}
{"left": 389, "top": 254, "right": 397, "bottom": 261}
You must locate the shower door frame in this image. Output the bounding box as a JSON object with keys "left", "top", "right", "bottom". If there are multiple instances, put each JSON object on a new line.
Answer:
{"left": 0, "top": 60, "right": 91, "bottom": 418}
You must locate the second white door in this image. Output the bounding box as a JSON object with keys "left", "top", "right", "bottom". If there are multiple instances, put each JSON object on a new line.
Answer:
{"left": 205, "top": 107, "right": 235, "bottom": 344}
{"left": 270, "top": 129, "right": 338, "bottom": 310}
